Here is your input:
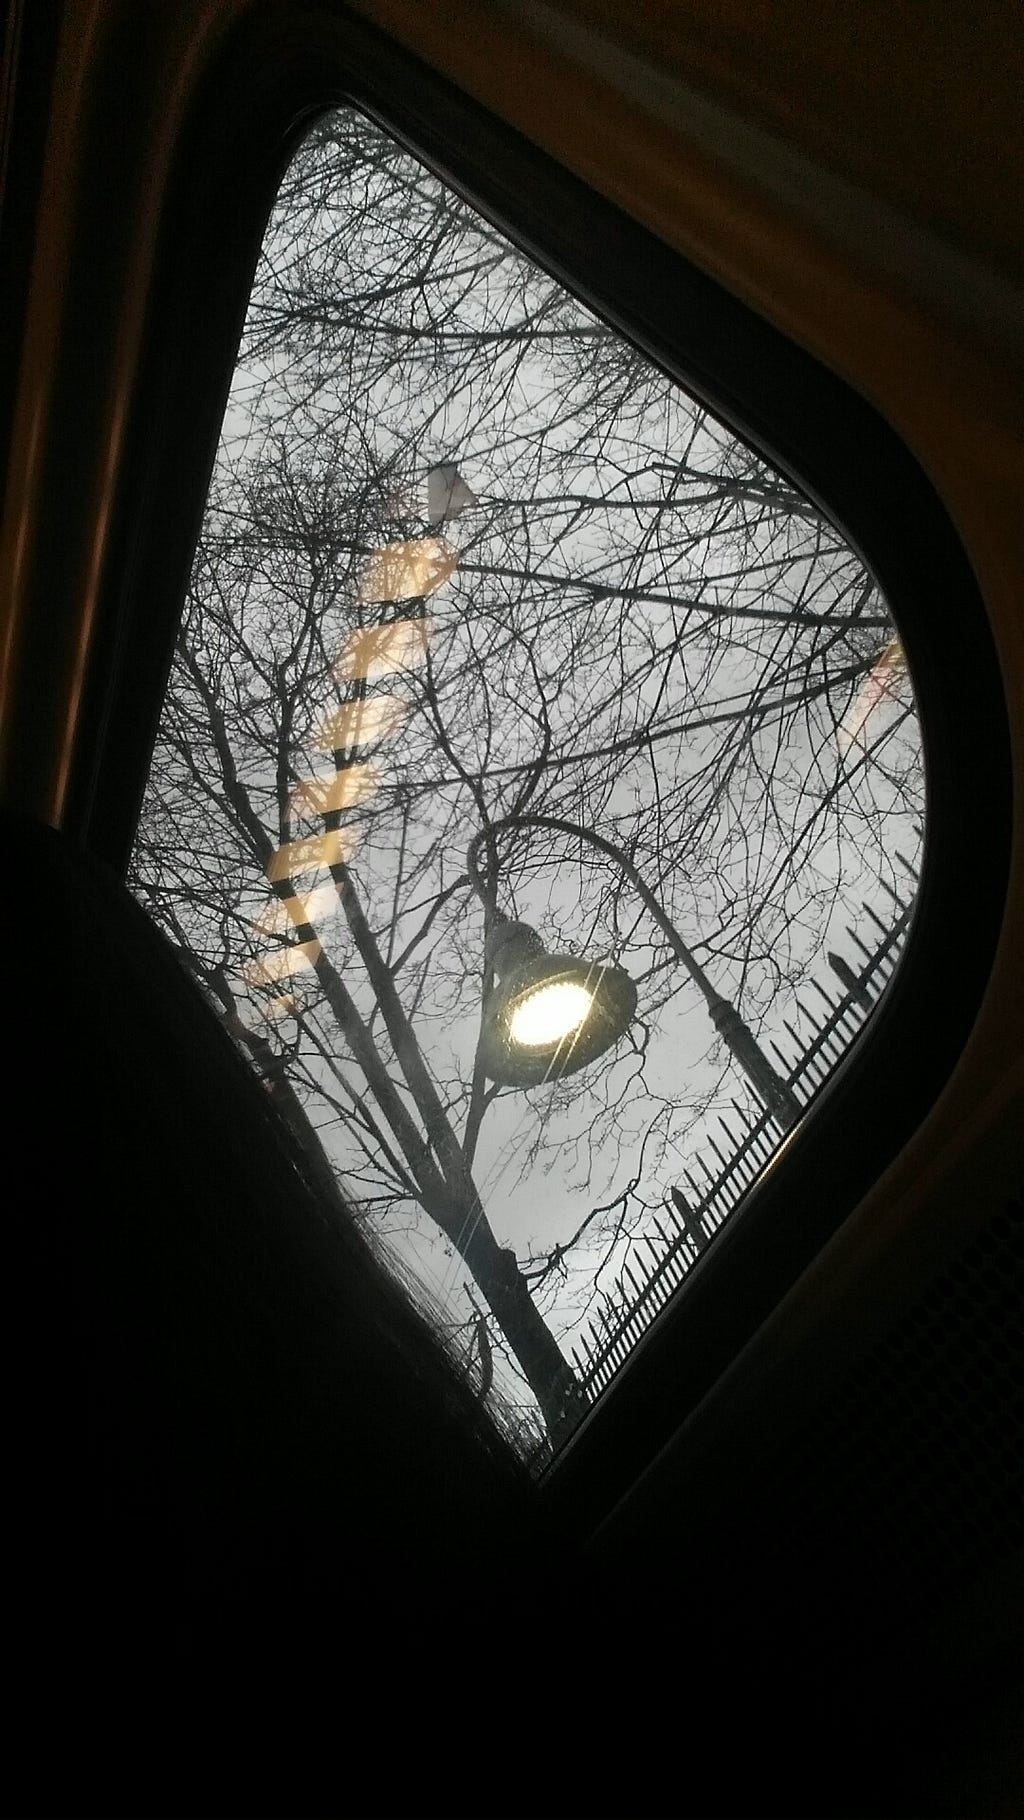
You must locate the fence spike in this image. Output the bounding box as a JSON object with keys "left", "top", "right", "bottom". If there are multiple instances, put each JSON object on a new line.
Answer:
{"left": 652, "top": 1214, "right": 674, "bottom": 1249}
{"left": 861, "top": 901, "right": 890, "bottom": 936}
{"left": 878, "top": 876, "right": 907, "bottom": 908}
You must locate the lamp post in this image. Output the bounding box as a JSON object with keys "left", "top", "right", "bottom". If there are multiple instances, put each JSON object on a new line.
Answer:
{"left": 466, "top": 812, "right": 800, "bottom": 1129}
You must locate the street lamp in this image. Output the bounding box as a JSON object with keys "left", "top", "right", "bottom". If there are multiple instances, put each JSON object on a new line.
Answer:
{"left": 466, "top": 813, "right": 800, "bottom": 1128}
{"left": 474, "top": 912, "right": 638, "bottom": 1087}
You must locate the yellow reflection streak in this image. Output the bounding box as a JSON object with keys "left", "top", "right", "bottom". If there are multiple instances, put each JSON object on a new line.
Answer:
{"left": 263, "top": 994, "right": 297, "bottom": 1021}
{"left": 243, "top": 939, "right": 322, "bottom": 986}
{"left": 315, "top": 696, "right": 409, "bottom": 752}
{"left": 255, "top": 879, "right": 342, "bottom": 937}
{"left": 334, "top": 619, "right": 432, "bottom": 683}
{"left": 289, "top": 764, "right": 379, "bottom": 817}
{"left": 357, "top": 537, "right": 458, "bottom": 604}
{"left": 838, "top": 638, "right": 906, "bottom": 756}
{"left": 266, "top": 826, "right": 360, "bottom": 883}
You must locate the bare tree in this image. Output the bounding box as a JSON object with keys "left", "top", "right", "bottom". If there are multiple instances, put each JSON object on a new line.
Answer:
{"left": 131, "top": 108, "right": 921, "bottom": 1431}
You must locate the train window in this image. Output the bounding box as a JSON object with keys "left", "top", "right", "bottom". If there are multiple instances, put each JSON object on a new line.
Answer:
{"left": 129, "top": 105, "right": 922, "bottom": 1455}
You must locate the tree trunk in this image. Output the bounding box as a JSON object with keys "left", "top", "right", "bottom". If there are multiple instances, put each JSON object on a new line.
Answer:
{"left": 321, "top": 847, "right": 584, "bottom": 1436}
{"left": 460, "top": 1224, "right": 586, "bottom": 1436}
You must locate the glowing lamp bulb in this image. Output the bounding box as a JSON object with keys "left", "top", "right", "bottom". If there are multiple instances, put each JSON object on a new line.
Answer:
{"left": 508, "top": 980, "right": 595, "bottom": 1049}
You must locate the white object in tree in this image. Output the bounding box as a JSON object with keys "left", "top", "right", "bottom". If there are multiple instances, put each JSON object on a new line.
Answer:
{"left": 426, "top": 463, "right": 477, "bottom": 524}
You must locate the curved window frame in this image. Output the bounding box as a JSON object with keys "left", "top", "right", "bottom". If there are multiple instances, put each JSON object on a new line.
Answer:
{"left": 72, "top": 11, "right": 1011, "bottom": 1523}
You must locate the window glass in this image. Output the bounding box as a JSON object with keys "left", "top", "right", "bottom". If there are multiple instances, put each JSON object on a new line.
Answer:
{"left": 131, "top": 108, "right": 923, "bottom": 1455}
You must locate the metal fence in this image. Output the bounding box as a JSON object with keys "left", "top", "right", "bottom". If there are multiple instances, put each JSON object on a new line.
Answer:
{"left": 569, "top": 874, "right": 917, "bottom": 1404}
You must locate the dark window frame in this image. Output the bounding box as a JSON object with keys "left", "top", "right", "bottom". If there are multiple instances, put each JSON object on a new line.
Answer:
{"left": 73, "top": 9, "right": 1011, "bottom": 1530}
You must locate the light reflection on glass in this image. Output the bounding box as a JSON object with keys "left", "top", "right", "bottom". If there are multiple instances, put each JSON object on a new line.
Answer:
{"left": 289, "top": 765, "right": 379, "bottom": 817}
{"left": 266, "top": 826, "right": 360, "bottom": 883}
{"left": 334, "top": 620, "right": 433, "bottom": 683}
{"left": 837, "top": 637, "right": 906, "bottom": 756}
{"left": 243, "top": 938, "right": 322, "bottom": 986}
{"left": 256, "top": 880, "right": 343, "bottom": 936}
{"left": 357, "top": 537, "right": 458, "bottom": 605}
{"left": 315, "top": 696, "right": 409, "bottom": 752}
